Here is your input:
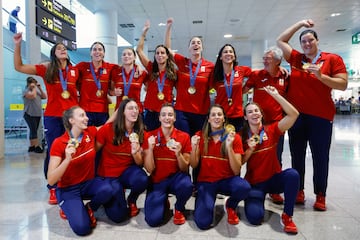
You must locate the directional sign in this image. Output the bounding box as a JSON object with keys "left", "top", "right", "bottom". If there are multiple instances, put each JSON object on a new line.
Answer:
{"left": 36, "top": 26, "right": 77, "bottom": 50}
{"left": 36, "top": 7, "right": 76, "bottom": 42}
{"left": 36, "top": 0, "right": 76, "bottom": 27}
{"left": 352, "top": 32, "right": 360, "bottom": 44}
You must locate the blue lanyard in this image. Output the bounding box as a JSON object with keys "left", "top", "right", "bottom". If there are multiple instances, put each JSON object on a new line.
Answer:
{"left": 90, "top": 63, "right": 103, "bottom": 90}
{"left": 122, "top": 67, "right": 135, "bottom": 96}
{"left": 157, "top": 72, "right": 167, "bottom": 93}
{"left": 189, "top": 59, "right": 202, "bottom": 87}
{"left": 223, "top": 70, "right": 235, "bottom": 99}
{"left": 210, "top": 128, "right": 228, "bottom": 142}
{"left": 69, "top": 131, "right": 83, "bottom": 143}
{"left": 302, "top": 50, "right": 321, "bottom": 65}
{"left": 58, "top": 66, "right": 69, "bottom": 91}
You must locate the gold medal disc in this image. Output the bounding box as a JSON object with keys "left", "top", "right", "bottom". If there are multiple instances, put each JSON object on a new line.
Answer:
{"left": 61, "top": 90, "right": 70, "bottom": 99}
{"left": 228, "top": 98, "right": 233, "bottom": 106}
{"left": 122, "top": 95, "right": 128, "bottom": 100}
{"left": 166, "top": 139, "right": 176, "bottom": 148}
{"left": 96, "top": 89, "right": 103, "bottom": 97}
{"left": 188, "top": 86, "right": 196, "bottom": 94}
{"left": 157, "top": 92, "right": 165, "bottom": 100}
{"left": 129, "top": 132, "right": 139, "bottom": 143}
{"left": 68, "top": 138, "right": 79, "bottom": 148}
{"left": 224, "top": 124, "right": 236, "bottom": 134}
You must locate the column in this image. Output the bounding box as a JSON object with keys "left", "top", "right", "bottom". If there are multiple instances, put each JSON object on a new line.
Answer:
{"left": 94, "top": 10, "right": 118, "bottom": 63}
{"left": 0, "top": 1, "right": 5, "bottom": 159}
{"left": 25, "top": 0, "right": 41, "bottom": 64}
{"left": 251, "top": 40, "right": 268, "bottom": 70}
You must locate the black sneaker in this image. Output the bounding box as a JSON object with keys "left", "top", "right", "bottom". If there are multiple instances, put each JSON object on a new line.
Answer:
{"left": 28, "top": 146, "right": 35, "bottom": 152}
{"left": 34, "top": 146, "right": 44, "bottom": 153}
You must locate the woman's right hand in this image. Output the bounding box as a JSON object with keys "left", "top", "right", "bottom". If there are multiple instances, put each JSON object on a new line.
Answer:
{"left": 191, "top": 135, "right": 200, "bottom": 149}
{"left": 65, "top": 143, "right": 76, "bottom": 160}
{"left": 13, "top": 32, "right": 22, "bottom": 44}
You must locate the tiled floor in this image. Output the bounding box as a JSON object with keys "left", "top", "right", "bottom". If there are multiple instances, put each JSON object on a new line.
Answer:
{"left": 1, "top": 114, "right": 359, "bottom": 240}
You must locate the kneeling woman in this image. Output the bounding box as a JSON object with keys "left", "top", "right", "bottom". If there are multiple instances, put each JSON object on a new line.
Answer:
{"left": 47, "top": 106, "right": 114, "bottom": 236}
{"left": 143, "top": 103, "right": 193, "bottom": 226}
{"left": 241, "top": 86, "right": 300, "bottom": 234}
{"left": 190, "top": 104, "right": 251, "bottom": 230}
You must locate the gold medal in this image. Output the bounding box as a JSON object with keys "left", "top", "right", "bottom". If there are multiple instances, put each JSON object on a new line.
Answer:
{"left": 302, "top": 63, "right": 311, "bottom": 70}
{"left": 188, "top": 86, "right": 196, "bottom": 94}
{"left": 96, "top": 89, "right": 103, "bottom": 97}
{"left": 224, "top": 124, "right": 236, "bottom": 134}
{"left": 61, "top": 90, "right": 70, "bottom": 99}
{"left": 157, "top": 92, "right": 165, "bottom": 100}
{"left": 122, "top": 95, "right": 128, "bottom": 100}
{"left": 252, "top": 134, "right": 260, "bottom": 144}
{"left": 68, "top": 138, "right": 79, "bottom": 148}
{"left": 166, "top": 138, "right": 176, "bottom": 148}
{"left": 129, "top": 132, "right": 139, "bottom": 143}
{"left": 228, "top": 98, "right": 233, "bottom": 106}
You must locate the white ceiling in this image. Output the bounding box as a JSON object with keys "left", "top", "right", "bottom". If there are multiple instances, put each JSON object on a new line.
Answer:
{"left": 77, "top": 0, "right": 360, "bottom": 72}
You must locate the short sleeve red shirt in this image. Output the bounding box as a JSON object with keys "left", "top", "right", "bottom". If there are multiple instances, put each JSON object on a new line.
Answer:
{"left": 111, "top": 65, "right": 147, "bottom": 112}
{"left": 214, "top": 66, "right": 252, "bottom": 118}
{"left": 245, "top": 69, "right": 288, "bottom": 122}
{"left": 96, "top": 122, "right": 135, "bottom": 177}
{"left": 35, "top": 64, "right": 79, "bottom": 117}
{"left": 243, "top": 123, "right": 282, "bottom": 185}
{"left": 142, "top": 128, "right": 191, "bottom": 183}
{"left": 173, "top": 54, "right": 214, "bottom": 115}
{"left": 287, "top": 49, "right": 347, "bottom": 121}
{"left": 50, "top": 126, "right": 97, "bottom": 188}
{"left": 143, "top": 61, "right": 175, "bottom": 112}
{"left": 197, "top": 131, "right": 244, "bottom": 183}
{"left": 77, "top": 61, "right": 116, "bottom": 113}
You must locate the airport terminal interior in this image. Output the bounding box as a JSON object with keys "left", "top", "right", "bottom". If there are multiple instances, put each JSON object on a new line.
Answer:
{"left": 1, "top": 0, "right": 360, "bottom": 239}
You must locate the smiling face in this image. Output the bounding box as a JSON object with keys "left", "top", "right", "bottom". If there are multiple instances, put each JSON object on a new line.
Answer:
{"left": 208, "top": 106, "right": 225, "bottom": 131}
{"left": 54, "top": 44, "right": 68, "bottom": 60}
{"left": 188, "top": 37, "right": 203, "bottom": 56}
{"left": 155, "top": 46, "right": 169, "bottom": 65}
{"left": 90, "top": 43, "right": 105, "bottom": 62}
{"left": 159, "top": 105, "right": 176, "bottom": 129}
{"left": 123, "top": 100, "right": 139, "bottom": 124}
{"left": 121, "top": 48, "right": 136, "bottom": 66}
{"left": 244, "top": 103, "right": 263, "bottom": 126}
{"left": 69, "top": 107, "right": 89, "bottom": 130}
{"left": 262, "top": 51, "right": 280, "bottom": 73}
{"left": 220, "top": 45, "right": 236, "bottom": 65}
{"left": 300, "top": 32, "right": 319, "bottom": 57}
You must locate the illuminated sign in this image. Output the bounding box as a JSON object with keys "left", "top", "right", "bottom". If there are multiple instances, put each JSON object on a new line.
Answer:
{"left": 35, "top": 0, "right": 76, "bottom": 48}
{"left": 36, "top": 26, "right": 77, "bottom": 50}
{"left": 36, "top": 0, "right": 76, "bottom": 27}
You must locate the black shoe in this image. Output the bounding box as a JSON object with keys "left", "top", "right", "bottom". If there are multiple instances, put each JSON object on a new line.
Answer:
{"left": 34, "top": 146, "right": 44, "bottom": 153}
{"left": 28, "top": 146, "right": 35, "bottom": 152}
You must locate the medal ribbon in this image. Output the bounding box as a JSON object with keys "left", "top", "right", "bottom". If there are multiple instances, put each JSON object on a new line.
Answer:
{"left": 248, "top": 127, "right": 265, "bottom": 144}
{"left": 122, "top": 67, "right": 135, "bottom": 97}
{"left": 210, "top": 128, "right": 228, "bottom": 142}
{"left": 58, "top": 66, "right": 69, "bottom": 91}
{"left": 302, "top": 50, "right": 321, "bottom": 65}
{"left": 90, "top": 62, "right": 103, "bottom": 90}
{"left": 223, "top": 70, "right": 235, "bottom": 99}
{"left": 157, "top": 72, "right": 167, "bottom": 93}
{"left": 189, "top": 59, "right": 202, "bottom": 87}
{"left": 69, "top": 131, "right": 84, "bottom": 143}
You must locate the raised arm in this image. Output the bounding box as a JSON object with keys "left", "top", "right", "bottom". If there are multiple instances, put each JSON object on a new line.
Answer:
{"left": 276, "top": 19, "right": 314, "bottom": 61}
{"left": 225, "top": 132, "right": 242, "bottom": 175}
{"left": 164, "top": 17, "right": 175, "bottom": 56}
{"left": 136, "top": 20, "right": 151, "bottom": 68}
{"left": 143, "top": 135, "right": 156, "bottom": 174}
{"left": 189, "top": 135, "right": 200, "bottom": 169}
{"left": 13, "top": 33, "right": 37, "bottom": 74}
{"left": 263, "top": 85, "right": 299, "bottom": 132}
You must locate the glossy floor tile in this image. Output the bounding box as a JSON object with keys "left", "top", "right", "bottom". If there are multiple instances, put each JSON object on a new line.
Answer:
{"left": 1, "top": 114, "right": 359, "bottom": 240}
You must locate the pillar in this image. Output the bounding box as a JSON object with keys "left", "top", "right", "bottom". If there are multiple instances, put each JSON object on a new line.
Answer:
{"left": 94, "top": 10, "right": 118, "bottom": 63}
